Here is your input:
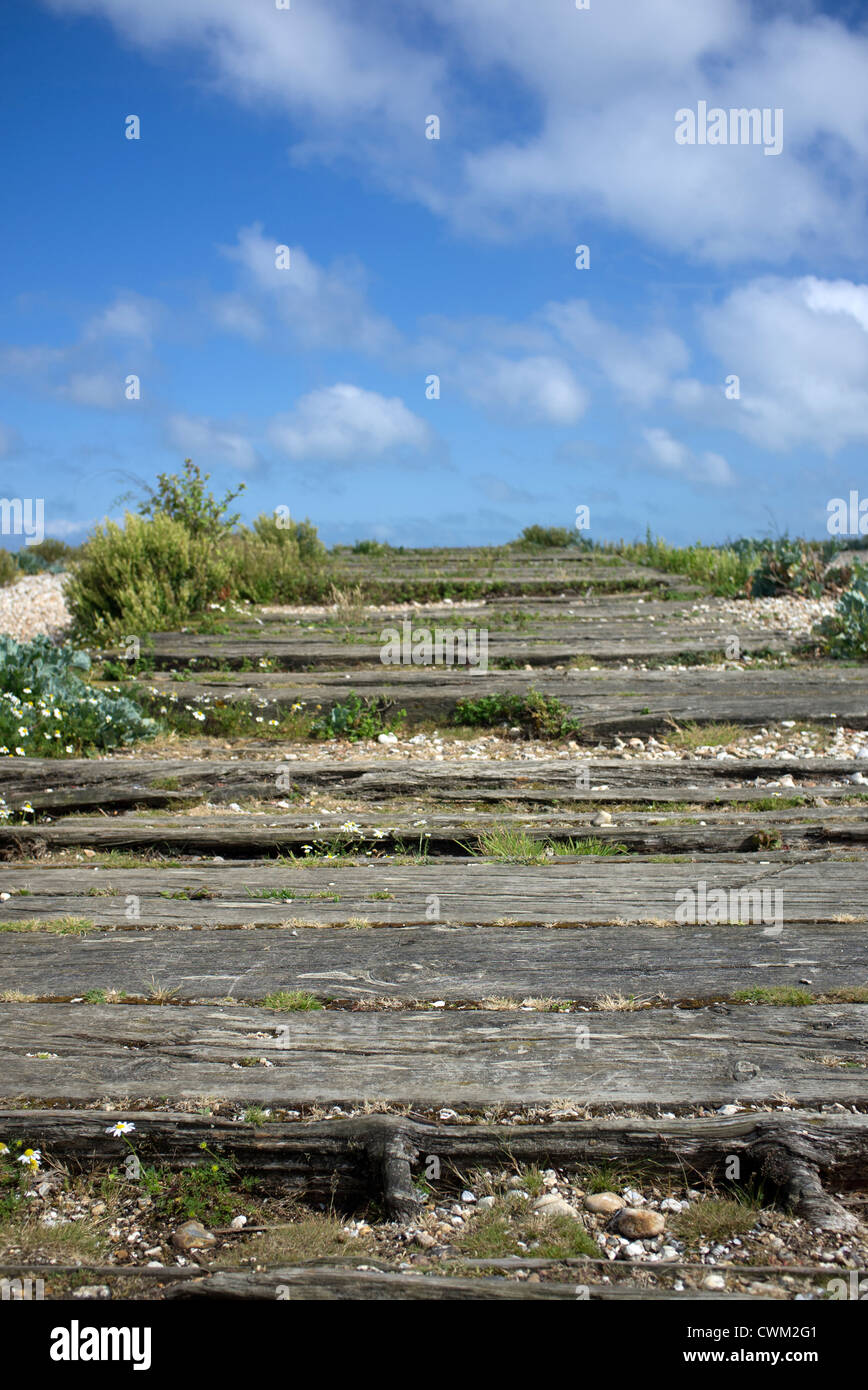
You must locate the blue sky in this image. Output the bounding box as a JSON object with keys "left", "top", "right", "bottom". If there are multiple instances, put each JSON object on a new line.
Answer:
{"left": 1, "top": 0, "right": 868, "bottom": 548}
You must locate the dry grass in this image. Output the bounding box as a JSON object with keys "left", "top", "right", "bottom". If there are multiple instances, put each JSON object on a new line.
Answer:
{"left": 215, "top": 1209, "right": 371, "bottom": 1267}
{"left": 673, "top": 1197, "right": 760, "bottom": 1245}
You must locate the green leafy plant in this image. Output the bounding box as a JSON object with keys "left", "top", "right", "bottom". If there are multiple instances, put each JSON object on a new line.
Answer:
{"left": 513, "top": 524, "right": 580, "bottom": 548}
{"left": 310, "top": 693, "right": 406, "bottom": 741}
{"left": 813, "top": 563, "right": 868, "bottom": 658}
{"left": 66, "top": 511, "right": 232, "bottom": 640}
{"left": 352, "top": 538, "right": 391, "bottom": 556}
{"left": 454, "top": 687, "right": 581, "bottom": 739}
{"left": 137, "top": 458, "right": 246, "bottom": 541}
{"left": 0, "top": 549, "right": 18, "bottom": 587}
{"left": 748, "top": 538, "right": 827, "bottom": 598}
{"left": 0, "top": 635, "right": 157, "bottom": 756}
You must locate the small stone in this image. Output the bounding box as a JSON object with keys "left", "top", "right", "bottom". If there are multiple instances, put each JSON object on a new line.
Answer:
{"left": 623, "top": 1241, "right": 645, "bottom": 1258}
{"left": 584, "top": 1192, "right": 625, "bottom": 1215}
{"left": 377, "top": 733, "right": 398, "bottom": 745}
{"left": 592, "top": 811, "right": 613, "bottom": 826}
{"left": 230, "top": 1215, "right": 248, "bottom": 1230}
{"left": 461, "top": 1191, "right": 476, "bottom": 1204}
{"left": 73, "top": 1285, "right": 111, "bottom": 1300}
{"left": 533, "top": 1194, "right": 580, "bottom": 1220}
{"left": 171, "top": 1220, "right": 216, "bottom": 1251}
{"left": 611, "top": 1208, "right": 665, "bottom": 1239}
{"left": 703, "top": 1273, "right": 726, "bottom": 1291}
{"left": 413, "top": 1231, "right": 436, "bottom": 1248}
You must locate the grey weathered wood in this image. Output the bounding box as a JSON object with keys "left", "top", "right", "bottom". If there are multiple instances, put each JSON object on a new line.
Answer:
{"left": 2, "top": 860, "right": 864, "bottom": 927}
{"left": 2, "top": 756, "right": 863, "bottom": 817}
{"left": 138, "top": 666, "right": 868, "bottom": 732}
{"left": 0, "top": 1003, "right": 864, "bottom": 1107}
{"left": 143, "top": 625, "right": 794, "bottom": 670}
{"left": 3, "top": 1109, "right": 864, "bottom": 1192}
{"left": 2, "top": 920, "right": 866, "bottom": 1004}
{"left": 165, "top": 1267, "right": 758, "bottom": 1300}
{"left": 2, "top": 807, "right": 865, "bottom": 857}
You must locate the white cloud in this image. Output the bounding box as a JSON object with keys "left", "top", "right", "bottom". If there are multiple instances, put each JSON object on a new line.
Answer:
{"left": 44, "top": 0, "right": 868, "bottom": 263}
{"left": 461, "top": 354, "right": 588, "bottom": 425}
{"left": 692, "top": 275, "right": 868, "bottom": 453}
{"left": 545, "top": 301, "right": 689, "bottom": 408}
{"left": 59, "top": 372, "right": 122, "bottom": 410}
{"left": 643, "top": 427, "right": 734, "bottom": 487}
{"left": 166, "top": 414, "right": 258, "bottom": 471}
{"left": 217, "top": 225, "right": 397, "bottom": 354}
{"left": 268, "top": 384, "right": 432, "bottom": 462}
{"left": 85, "top": 294, "right": 163, "bottom": 345}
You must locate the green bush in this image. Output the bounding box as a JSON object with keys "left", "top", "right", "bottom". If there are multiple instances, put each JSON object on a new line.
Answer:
{"left": 513, "top": 525, "right": 579, "bottom": 549}
{"left": 138, "top": 458, "right": 245, "bottom": 540}
{"left": 748, "top": 538, "right": 827, "bottom": 598}
{"left": 309, "top": 693, "right": 406, "bottom": 741}
{"left": 352, "top": 538, "right": 390, "bottom": 556}
{"left": 0, "top": 635, "right": 157, "bottom": 756}
{"left": 619, "top": 531, "right": 757, "bottom": 597}
{"left": 814, "top": 564, "right": 868, "bottom": 658}
{"left": 0, "top": 549, "right": 17, "bottom": 587}
{"left": 454, "top": 688, "right": 582, "bottom": 739}
{"left": 66, "top": 511, "right": 231, "bottom": 640}
{"left": 228, "top": 513, "right": 330, "bottom": 604}
{"left": 12, "top": 538, "right": 77, "bottom": 575}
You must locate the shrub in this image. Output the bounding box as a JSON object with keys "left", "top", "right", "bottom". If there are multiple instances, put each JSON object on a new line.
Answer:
{"left": 0, "top": 634, "right": 157, "bottom": 756}
{"left": 12, "top": 538, "right": 77, "bottom": 575}
{"left": 0, "top": 550, "right": 17, "bottom": 587}
{"left": 813, "top": 564, "right": 868, "bottom": 658}
{"left": 352, "top": 538, "right": 390, "bottom": 556}
{"left": 66, "top": 511, "right": 231, "bottom": 640}
{"left": 513, "top": 524, "right": 579, "bottom": 548}
{"left": 228, "top": 514, "right": 330, "bottom": 604}
{"left": 137, "top": 458, "right": 245, "bottom": 541}
{"left": 620, "top": 531, "right": 757, "bottom": 597}
{"left": 309, "top": 693, "right": 406, "bottom": 741}
{"left": 748, "top": 538, "right": 827, "bottom": 597}
{"left": 454, "top": 688, "right": 582, "bottom": 739}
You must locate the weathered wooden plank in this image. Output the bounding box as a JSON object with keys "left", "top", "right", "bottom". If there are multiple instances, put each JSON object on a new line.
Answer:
{"left": 2, "top": 757, "right": 863, "bottom": 817}
{"left": 166, "top": 1268, "right": 758, "bottom": 1300}
{"left": 138, "top": 667, "right": 868, "bottom": 731}
{"left": 4, "top": 1108, "right": 864, "bottom": 1188}
{"left": 1, "top": 861, "right": 864, "bottom": 927}
{"left": 3, "top": 920, "right": 865, "bottom": 1003}
{"left": 143, "top": 627, "right": 793, "bottom": 670}
{"left": 2, "top": 807, "right": 865, "bottom": 857}
{"left": 0, "top": 1003, "right": 864, "bottom": 1107}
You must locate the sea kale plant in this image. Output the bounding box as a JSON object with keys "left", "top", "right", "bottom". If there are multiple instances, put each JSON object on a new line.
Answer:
{"left": 0, "top": 634, "right": 157, "bottom": 757}
{"left": 813, "top": 563, "right": 868, "bottom": 659}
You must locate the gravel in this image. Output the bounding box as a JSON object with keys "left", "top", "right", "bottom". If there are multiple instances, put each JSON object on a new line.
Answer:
{"left": 0, "top": 573, "right": 71, "bottom": 643}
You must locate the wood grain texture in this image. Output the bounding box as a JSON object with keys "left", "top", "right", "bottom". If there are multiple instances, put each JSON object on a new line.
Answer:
{"left": 2, "top": 921, "right": 865, "bottom": 1004}
{"left": 0, "top": 1002, "right": 864, "bottom": 1107}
